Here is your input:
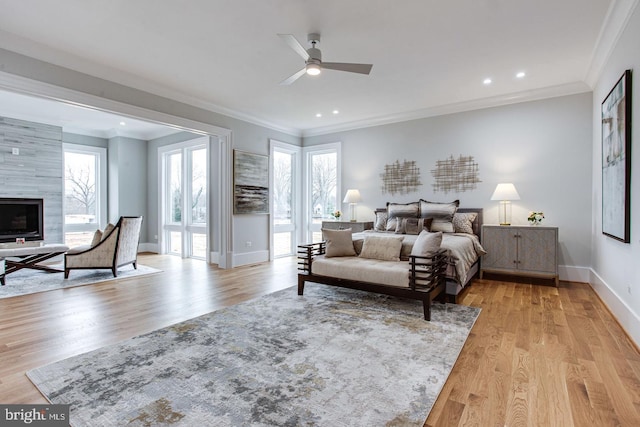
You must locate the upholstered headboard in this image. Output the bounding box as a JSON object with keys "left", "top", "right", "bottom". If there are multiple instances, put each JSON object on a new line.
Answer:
{"left": 374, "top": 207, "right": 483, "bottom": 241}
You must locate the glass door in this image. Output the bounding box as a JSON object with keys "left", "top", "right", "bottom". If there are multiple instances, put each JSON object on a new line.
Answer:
{"left": 160, "top": 137, "right": 208, "bottom": 259}
{"left": 271, "top": 141, "right": 300, "bottom": 258}
{"left": 304, "top": 143, "right": 341, "bottom": 243}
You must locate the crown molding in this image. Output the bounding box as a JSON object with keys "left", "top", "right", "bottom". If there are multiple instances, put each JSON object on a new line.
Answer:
{"left": 584, "top": 0, "right": 640, "bottom": 87}
{"left": 0, "top": 33, "right": 301, "bottom": 137}
{"left": 301, "top": 81, "right": 592, "bottom": 138}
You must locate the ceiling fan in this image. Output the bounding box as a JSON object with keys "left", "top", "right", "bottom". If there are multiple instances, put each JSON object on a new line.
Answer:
{"left": 277, "top": 33, "right": 373, "bottom": 85}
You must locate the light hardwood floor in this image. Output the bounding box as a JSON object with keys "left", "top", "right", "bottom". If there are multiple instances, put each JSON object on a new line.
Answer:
{"left": 1, "top": 254, "right": 639, "bottom": 426}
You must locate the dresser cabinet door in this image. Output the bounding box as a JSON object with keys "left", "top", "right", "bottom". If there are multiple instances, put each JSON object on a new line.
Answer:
{"left": 517, "top": 228, "right": 557, "bottom": 274}
{"left": 482, "top": 226, "right": 518, "bottom": 271}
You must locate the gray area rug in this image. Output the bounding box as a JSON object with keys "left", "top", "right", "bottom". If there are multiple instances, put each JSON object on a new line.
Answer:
{"left": 0, "top": 264, "right": 161, "bottom": 299}
{"left": 28, "top": 284, "right": 480, "bottom": 426}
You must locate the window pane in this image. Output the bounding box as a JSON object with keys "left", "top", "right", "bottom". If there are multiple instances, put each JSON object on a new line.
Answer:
{"left": 273, "top": 232, "right": 292, "bottom": 257}
{"left": 191, "top": 148, "right": 207, "bottom": 224}
{"left": 169, "top": 153, "right": 182, "bottom": 224}
{"left": 169, "top": 231, "right": 182, "bottom": 255}
{"left": 274, "top": 151, "right": 292, "bottom": 225}
{"left": 191, "top": 233, "right": 206, "bottom": 259}
{"left": 311, "top": 152, "right": 337, "bottom": 224}
{"left": 64, "top": 152, "right": 97, "bottom": 224}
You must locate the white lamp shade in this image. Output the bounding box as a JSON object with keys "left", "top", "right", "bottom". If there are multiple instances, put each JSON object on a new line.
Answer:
{"left": 490, "top": 183, "right": 520, "bottom": 201}
{"left": 343, "top": 189, "right": 362, "bottom": 203}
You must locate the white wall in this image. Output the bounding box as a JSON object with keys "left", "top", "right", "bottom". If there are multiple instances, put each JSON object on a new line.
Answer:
{"left": 305, "top": 93, "right": 593, "bottom": 278}
{"left": 591, "top": 4, "right": 640, "bottom": 345}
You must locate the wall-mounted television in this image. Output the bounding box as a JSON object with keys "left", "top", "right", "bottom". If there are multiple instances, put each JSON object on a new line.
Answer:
{"left": 0, "top": 198, "right": 44, "bottom": 243}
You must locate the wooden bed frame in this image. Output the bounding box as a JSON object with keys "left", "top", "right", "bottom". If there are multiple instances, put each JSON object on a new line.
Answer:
{"left": 297, "top": 243, "right": 449, "bottom": 321}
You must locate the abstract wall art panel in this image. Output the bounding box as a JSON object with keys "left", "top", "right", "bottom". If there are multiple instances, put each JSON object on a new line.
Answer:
{"left": 234, "top": 150, "right": 269, "bottom": 214}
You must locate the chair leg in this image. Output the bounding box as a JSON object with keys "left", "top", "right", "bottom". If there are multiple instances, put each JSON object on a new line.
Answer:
{"left": 64, "top": 269, "right": 70, "bottom": 279}
{"left": 133, "top": 261, "right": 137, "bottom": 270}
{"left": 112, "top": 268, "right": 117, "bottom": 277}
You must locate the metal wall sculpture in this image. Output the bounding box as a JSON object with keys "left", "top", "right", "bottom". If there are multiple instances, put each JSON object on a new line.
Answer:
{"left": 380, "top": 160, "right": 422, "bottom": 195}
{"left": 431, "top": 155, "right": 481, "bottom": 194}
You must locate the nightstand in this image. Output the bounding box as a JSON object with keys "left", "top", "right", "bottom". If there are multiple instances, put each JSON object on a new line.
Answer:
{"left": 321, "top": 221, "right": 373, "bottom": 233}
{"left": 480, "top": 225, "right": 559, "bottom": 286}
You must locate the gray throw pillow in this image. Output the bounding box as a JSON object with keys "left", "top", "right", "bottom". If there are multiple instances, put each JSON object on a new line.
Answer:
{"left": 410, "top": 230, "right": 443, "bottom": 256}
{"left": 323, "top": 228, "right": 356, "bottom": 257}
{"left": 420, "top": 199, "right": 459, "bottom": 233}
{"left": 386, "top": 201, "right": 420, "bottom": 231}
{"left": 359, "top": 235, "right": 404, "bottom": 261}
{"left": 453, "top": 212, "right": 477, "bottom": 234}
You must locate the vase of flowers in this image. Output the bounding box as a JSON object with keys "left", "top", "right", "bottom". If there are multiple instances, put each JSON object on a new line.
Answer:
{"left": 528, "top": 211, "right": 544, "bottom": 225}
{"left": 332, "top": 210, "right": 342, "bottom": 220}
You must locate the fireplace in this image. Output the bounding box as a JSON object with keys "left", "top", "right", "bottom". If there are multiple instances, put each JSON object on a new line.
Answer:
{"left": 0, "top": 198, "right": 45, "bottom": 243}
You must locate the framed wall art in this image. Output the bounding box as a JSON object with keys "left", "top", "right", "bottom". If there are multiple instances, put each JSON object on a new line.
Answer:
{"left": 601, "top": 69, "right": 632, "bottom": 243}
{"left": 233, "top": 150, "right": 269, "bottom": 214}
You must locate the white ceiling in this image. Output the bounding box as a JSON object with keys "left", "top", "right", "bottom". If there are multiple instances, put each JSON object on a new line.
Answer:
{"left": 0, "top": 0, "right": 626, "bottom": 137}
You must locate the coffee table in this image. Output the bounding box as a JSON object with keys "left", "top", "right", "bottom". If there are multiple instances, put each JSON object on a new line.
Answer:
{"left": 0, "top": 244, "right": 69, "bottom": 285}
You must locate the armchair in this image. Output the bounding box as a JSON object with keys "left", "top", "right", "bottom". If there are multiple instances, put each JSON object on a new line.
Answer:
{"left": 64, "top": 216, "right": 143, "bottom": 278}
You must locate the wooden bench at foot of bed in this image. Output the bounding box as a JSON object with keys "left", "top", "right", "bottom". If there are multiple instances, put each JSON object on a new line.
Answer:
{"left": 297, "top": 242, "right": 449, "bottom": 321}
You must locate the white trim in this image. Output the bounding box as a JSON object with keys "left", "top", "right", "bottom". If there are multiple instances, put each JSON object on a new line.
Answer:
{"left": 139, "top": 243, "right": 158, "bottom": 253}
{"left": 0, "top": 71, "right": 232, "bottom": 139}
{"left": 589, "top": 268, "right": 640, "bottom": 348}
{"left": 301, "top": 82, "right": 591, "bottom": 137}
{"left": 584, "top": 0, "right": 640, "bottom": 86}
{"left": 558, "top": 265, "right": 591, "bottom": 283}
{"left": 233, "top": 250, "right": 269, "bottom": 267}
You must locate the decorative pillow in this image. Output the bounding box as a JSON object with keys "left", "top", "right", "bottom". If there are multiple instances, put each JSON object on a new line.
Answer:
{"left": 395, "top": 217, "right": 433, "bottom": 235}
{"left": 385, "top": 201, "right": 419, "bottom": 231}
{"left": 420, "top": 200, "right": 459, "bottom": 233}
{"left": 323, "top": 228, "right": 356, "bottom": 257}
{"left": 101, "top": 223, "right": 116, "bottom": 241}
{"left": 410, "top": 230, "right": 443, "bottom": 256}
{"left": 453, "top": 212, "right": 477, "bottom": 234}
{"left": 359, "top": 235, "right": 404, "bottom": 261}
{"left": 90, "top": 229, "right": 103, "bottom": 247}
{"left": 374, "top": 210, "right": 388, "bottom": 231}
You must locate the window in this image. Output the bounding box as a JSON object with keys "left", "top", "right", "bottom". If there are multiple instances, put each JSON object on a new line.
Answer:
{"left": 271, "top": 140, "right": 301, "bottom": 258}
{"left": 159, "top": 137, "right": 209, "bottom": 260}
{"left": 303, "top": 143, "right": 341, "bottom": 243}
{"left": 63, "top": 144, "right": 107, "bottom": 246}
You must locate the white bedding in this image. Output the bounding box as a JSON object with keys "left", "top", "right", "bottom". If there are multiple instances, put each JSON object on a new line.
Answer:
{"left": 352, "top": 231, "right": 486, "bottom": 285}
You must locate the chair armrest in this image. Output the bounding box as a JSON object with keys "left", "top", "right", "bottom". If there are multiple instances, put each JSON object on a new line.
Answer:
{"left": 408, "top": 248, "right": 448, "bottom": 291}
{"left": 297, "top": 242, "right": 326, "bottom": 273}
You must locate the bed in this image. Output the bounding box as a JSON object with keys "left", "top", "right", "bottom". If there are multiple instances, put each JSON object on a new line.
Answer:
{"left": 351, "top": 207, "right": 485, "bottom": 301}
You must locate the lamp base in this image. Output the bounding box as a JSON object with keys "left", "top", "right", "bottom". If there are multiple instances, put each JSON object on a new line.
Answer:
{"left": 499, "top": 222, "right": 511, "bottom": 226}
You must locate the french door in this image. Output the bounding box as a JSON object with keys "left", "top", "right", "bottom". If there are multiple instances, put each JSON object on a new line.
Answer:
{"left": 270, "top": 140, "right": 301, "bottom": 258}
{"left": 160, "top": 137, "right": 209, "bottom": 260}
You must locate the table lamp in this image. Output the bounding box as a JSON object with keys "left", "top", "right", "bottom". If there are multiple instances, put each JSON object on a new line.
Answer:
{"left": 343, "top": 189, "right": 362, "bottom": 222}
{"left": 490, "top": 183, "right": 520, "bottom": 225}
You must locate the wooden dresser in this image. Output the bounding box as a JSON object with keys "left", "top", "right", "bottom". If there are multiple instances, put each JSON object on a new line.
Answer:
{"left": 480, "top": 225, "right": 559, "bottom": 286}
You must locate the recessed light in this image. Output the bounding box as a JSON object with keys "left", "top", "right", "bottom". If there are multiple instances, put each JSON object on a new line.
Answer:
{"left": 483, "top": 78, "right": 492, "bottom": 85}
{"left": 119, "top": 121, "right": 126, "bottom": 126}
{"left": 516, "top": 71, "right": 526, "bottom": 78}
{"left": 315, "top": 113, "right": 322, "bottom": 118}
{"left": 332, "top": 110, "right": 339, "bottom": 115}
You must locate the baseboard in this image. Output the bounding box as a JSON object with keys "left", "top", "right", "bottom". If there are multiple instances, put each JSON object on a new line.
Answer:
{"left": 139, "top": 243, "right": 158, "bottom": 253}
{"left": 558, "top": 265, "right": 591, "bottom": 283}
{"left": 233, "top": 250, "right": 269, "bottom": 267}
{"left": 589, "top": 268, "right": 640, "bottom": 349}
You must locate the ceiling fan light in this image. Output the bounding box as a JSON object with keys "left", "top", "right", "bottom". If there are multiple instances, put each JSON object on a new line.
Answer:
{"left": 306, "top": 63, "right": 321, "bottom": 76}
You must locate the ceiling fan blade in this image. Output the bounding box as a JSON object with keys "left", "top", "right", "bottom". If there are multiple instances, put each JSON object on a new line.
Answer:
{"left": 322, "top": 62, "right": 373, "bottom": 75}
{"left": 279, "top": 68, "right": 307, "bottom": 85}
{"left": 277, "top": 34, "right": 309, "bottom": 61}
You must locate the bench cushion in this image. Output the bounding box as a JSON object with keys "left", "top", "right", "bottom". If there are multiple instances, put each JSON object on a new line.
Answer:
{"left": 312, "top": 256, "right": 409, "bottom": 288}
